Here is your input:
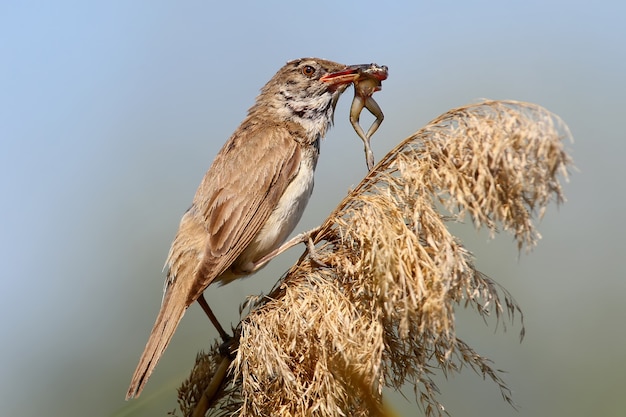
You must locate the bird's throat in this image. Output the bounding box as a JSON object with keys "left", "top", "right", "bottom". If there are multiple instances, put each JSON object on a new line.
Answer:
{"left": 277, "top": 89, "right": 338, "bottom": 141}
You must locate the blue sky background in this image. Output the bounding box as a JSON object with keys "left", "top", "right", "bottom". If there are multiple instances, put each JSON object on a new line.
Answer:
{"left": 2, "top": 1, "right": 625, "bottom": 416}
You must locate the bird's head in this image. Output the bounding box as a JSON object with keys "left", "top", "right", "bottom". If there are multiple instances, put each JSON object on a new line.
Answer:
{"left": 253, "top": 58, "right": 363, "bottom": 139}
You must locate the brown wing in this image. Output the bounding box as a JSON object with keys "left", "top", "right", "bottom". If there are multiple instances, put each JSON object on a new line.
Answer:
{"left": 165, "top": 120, "right": 303, "bottom": 305}
{"left": 128, "top": 120, "right": 304, "bottom": 399}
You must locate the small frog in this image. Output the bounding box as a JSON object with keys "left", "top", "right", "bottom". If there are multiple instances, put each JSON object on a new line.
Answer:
{"left": 349, "top": 64, "right": 388, "bottom": 171}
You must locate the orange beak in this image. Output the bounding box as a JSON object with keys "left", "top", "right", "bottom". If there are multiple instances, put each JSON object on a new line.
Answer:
{"left": 320, "top": 66, "right": 361, "bottom": 87}
{"left": 321, "top": 64, "right": 389, "bottom": 86}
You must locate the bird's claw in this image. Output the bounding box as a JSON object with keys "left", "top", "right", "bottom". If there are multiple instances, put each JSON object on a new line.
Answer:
{"left": 218, "top": 329, "right": 239, "bottom": 359}
{"left": 306, "top": 233, "right": 328, "bottom": 267}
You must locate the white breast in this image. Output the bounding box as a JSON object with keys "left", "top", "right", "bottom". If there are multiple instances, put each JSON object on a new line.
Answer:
{"left": 253, "top": 153, "right": 316, "bottom": 253}
{"left": 224, "top": 145, "right": 318, "bottom": 281}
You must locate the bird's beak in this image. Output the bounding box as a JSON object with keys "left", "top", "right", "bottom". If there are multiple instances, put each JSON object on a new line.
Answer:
{"left": 320, "top": 67, "right": 360, "bottom": 86}
{"left": 320, "top": 64, "right": 389, "bottom": 87}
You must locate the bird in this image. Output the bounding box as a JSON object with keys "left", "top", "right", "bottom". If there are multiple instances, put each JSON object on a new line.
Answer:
{"left": 126, "top": 58, "right": 365, "bottom": 399}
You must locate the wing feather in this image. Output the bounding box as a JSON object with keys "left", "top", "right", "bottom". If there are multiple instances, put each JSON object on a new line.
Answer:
{"left": 165, "top": 120, "right": 303, "bottom": 305}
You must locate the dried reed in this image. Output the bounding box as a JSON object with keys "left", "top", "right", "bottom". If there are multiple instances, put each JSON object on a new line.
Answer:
{"left": 175, "top": 100, "right": 573, "bottom": 417}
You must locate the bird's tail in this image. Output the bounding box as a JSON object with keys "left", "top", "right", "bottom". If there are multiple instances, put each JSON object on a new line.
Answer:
{"left": 126, "top": 289, "right": 188, "bottom": 399}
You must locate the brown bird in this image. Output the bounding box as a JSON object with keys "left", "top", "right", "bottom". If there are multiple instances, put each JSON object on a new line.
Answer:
{"left": 127, "top": 58, "right": 365, "bottom": 399}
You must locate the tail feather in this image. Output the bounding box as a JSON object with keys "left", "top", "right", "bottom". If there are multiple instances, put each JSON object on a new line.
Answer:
{"left": 127, "top": 212, "right": 209, "bottom": 399}
{"left": 126, "top": 290, "right": 188, "bottom": 399}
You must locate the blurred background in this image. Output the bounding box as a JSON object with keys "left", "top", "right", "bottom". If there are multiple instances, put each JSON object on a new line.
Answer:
{"left": 2, "top": 1, "right": 624, "bottom": 416}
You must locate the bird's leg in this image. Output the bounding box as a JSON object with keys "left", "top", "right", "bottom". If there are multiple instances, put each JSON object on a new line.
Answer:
{"left": 199, "top": 228, "right": 326, "bottom": 352}
{"left": 253, "top": 226, "right": 326, "bottom": 270}
{"left": 200, "top": 228, "right": 326, "bottom": 346}
{"left": 197, "top": 293, "right": 231, "bottom": 343}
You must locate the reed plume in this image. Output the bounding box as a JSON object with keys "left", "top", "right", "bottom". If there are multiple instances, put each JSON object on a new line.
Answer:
{"left": 174, "top": 100, "right": 573, "bottom": 417}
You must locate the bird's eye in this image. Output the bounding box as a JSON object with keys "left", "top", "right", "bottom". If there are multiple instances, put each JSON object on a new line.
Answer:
{"left": 301, "top": 65, "right": 316, "bottom": 77}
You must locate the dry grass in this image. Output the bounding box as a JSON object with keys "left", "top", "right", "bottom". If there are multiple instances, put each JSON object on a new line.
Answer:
{"left": 175, "top": 100, "right": 573, "bottom": 417}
